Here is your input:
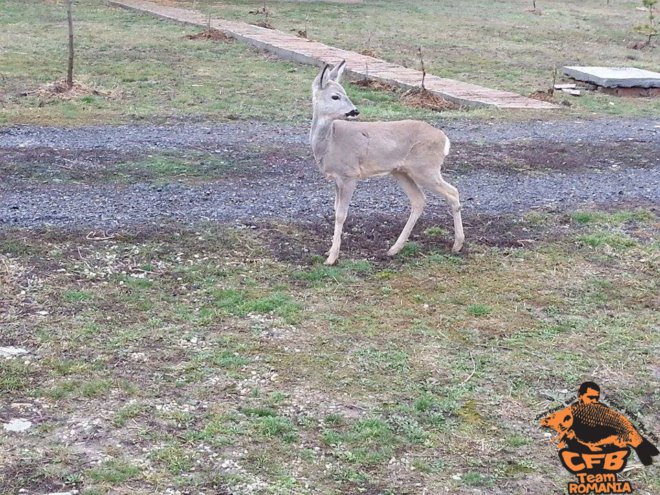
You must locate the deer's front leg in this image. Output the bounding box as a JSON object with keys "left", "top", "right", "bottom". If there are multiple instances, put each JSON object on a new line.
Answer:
{"left": 326, "top": 178, "right": 357, "bottom": 265}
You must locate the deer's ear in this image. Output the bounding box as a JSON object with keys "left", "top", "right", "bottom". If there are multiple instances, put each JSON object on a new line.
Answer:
{"left": 328, "top": 60, "right": 346, "bottom": 83}
{"left": 314, "top": 64, "right": 330, "bottom": 90}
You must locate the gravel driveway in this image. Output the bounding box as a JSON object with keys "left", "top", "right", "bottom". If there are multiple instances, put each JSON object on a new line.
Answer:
{"left": 1, "top": 118, "right": 658, "bottom": 232}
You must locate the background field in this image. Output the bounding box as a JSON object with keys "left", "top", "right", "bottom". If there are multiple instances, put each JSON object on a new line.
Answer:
{"left": 1, "top": 0, "right": 659, "bottom": 125}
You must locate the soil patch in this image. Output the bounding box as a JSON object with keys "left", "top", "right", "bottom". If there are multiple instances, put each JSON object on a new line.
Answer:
{"left": 253, "top": 211, "right": 556, "bottom": 265}
{"left": 352, "top": 78, "right": 398, "bottom": 92}
{"left": 24, "top": 80, "right": 117, "bottom": 101}
{"left": 185, "top": 29, "right": 233, "bottom": 42}
{"left": 529, "top": 89, "right": 557, "bottom": 103}
{"left": 1, "top": 457, "right": 79, "bottom": 494}
{"left": 401, "top": 87, "right": 460, "bottom": 112}
{"left": 250, "top": 21, "right": 274, "bottom": 29}
{"left": 450, "top": 141, "right": 659, "bottom": 172}
{"left": 358, "top": 48, "right": 378, "bottom": 57}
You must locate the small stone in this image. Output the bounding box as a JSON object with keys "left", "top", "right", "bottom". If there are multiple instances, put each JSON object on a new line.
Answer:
{"left": 0, "top": 346, "right": 29, "bottom": 358}
{"left": 3, "top": 418, "right": 33, "bottom": 432}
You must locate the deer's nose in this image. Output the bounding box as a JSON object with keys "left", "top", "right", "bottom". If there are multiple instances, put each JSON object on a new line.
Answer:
{"left": 346, "top": 109, "right": 359, "bottom": 117}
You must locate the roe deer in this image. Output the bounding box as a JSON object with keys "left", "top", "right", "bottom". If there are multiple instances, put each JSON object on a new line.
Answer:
{"left": 310, "top": 60, "right": 464, "bottom": 265}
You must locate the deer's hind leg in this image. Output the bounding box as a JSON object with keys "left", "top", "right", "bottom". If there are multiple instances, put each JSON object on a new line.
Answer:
{"left": 387, "top": 172, "right": 426, "bottom": 256}
{"left": 414, "top": 172, "right": 464, "bottom": 253}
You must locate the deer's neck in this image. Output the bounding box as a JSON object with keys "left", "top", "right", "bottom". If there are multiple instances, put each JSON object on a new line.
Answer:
{"left": 310, "top": 116, "right": 335, "bottom": 164}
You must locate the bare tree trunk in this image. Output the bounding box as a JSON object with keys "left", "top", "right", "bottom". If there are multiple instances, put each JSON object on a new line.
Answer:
{"left": 67, "top": 0, "right": 74, "bottom": 89}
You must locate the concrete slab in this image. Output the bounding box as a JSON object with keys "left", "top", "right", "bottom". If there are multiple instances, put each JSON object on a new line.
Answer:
{"left": 563, "top": 66, "right": 660, "bottom": 88}
{"left": 108, "top": 0, "right": 557, "bottom": 110}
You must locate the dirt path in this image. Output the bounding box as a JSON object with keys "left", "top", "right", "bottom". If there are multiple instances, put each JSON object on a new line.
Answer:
{"left": 1, "top": 118, "right": 658, "bottom": 238}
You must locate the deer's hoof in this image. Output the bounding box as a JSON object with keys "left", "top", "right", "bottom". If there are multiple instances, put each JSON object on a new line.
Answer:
{"left": 324, "top": 253, "right": 339, "bottom": 265}
{"left": 386, "top": 246, "right": 402, "bottom": 257}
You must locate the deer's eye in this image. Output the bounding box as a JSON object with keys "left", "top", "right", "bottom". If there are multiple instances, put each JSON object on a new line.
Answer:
{"left": 331, "top": 95, "right": 340, "bottom": 100}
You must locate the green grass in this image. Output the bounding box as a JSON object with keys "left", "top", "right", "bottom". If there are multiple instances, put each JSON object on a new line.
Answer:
{"left": 0, "top": 150, "right": 244, "bottom": 185}
{"left": 571, "top": 209, "right": 656, "bottom": 225}
{"left": 47, "top": 378, "right": 114, "bottom": 400}
{"left": 462, "top": 472, "right": 493, "bottom": 487}
{"left": 569, "top": 209, "right": 656, "bottom": 251}
{"left": 467, "top": 304, "right": 492, "bottom": 317}
{"left": 113, "top": 403, "right": 148, "bottom": 427}
{"left": 114, "top": 153, "right": 239, "bottom": 183}
{"left": 0, "top": 0, "right": 312, "bottom": 124}
{"left": 2, "top": 0, "right": 659, "bottom": 126}
{"left": 354, "top": 348, "right": 411, "bottom": 373}
{"left": 578, "top": 232, "right": 637, "bottom": 249}
{"left": 62, "top": 290, "right": 94, "bottom": 303}
{"left": 295, "top": 259, "right": 374, "bottom": 285}
{"left": 397, "top": 242, "right": 422, "bottom": 259}
{"left": 0, "top": 238, "right": 42, "bottom": 256}
{"left": 423, "top": 226, "right": 449, "bottom": 238}
{"left": 86, "top": 459, "right": 141, "bottom": 484}
{"left": 256, "top": 416, "right": 298, "bottom": 442}
{"left": 211, "top": 288, "right": 302, "bottom": 323}
{"left": 3, "top": 207, "right": 656, "bottom": 494}
{"left": 0, "top": 360, "right": 33, "bottom": 392}
{"left": 0, "top": 0, "right": 444, "bottom": 125}
{"left": 150, "top": 445, "right": 195, "bottom": 475}
{"left": 193, "top": 0, "right": 660, "bottom": 118}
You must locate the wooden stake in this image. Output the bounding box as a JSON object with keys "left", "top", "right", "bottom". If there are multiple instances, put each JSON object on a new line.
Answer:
{"left": 418, "top": 47, "right": 426, "bottom": 90}
{"left": 67, "top": 0, "right": 74, "bottom": 89}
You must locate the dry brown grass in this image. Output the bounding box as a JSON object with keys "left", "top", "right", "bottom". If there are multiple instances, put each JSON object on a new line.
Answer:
{"left": 184, "top": 28, "right": 233, "bottom": 42}
{"left": 400, "top": 87, "right": 460, "bottom": 112}
{"left": 352, "top": 78, "right": 398, "bottom": 92}
{"left": 27, "top": 80, "right": 118, "bottom": 101}
{"left": 529, "top": 89, "right": 557, "bottom": 103}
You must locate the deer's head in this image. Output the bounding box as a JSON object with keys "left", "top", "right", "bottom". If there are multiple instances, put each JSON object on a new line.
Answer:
{"left": 312, "top": 61, "right": 359, "bottom": 121}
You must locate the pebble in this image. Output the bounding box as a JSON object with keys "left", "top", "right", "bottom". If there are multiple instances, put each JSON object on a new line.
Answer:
{"left": 3, "top": 418, "right": 33, "bottom": 432}
{"left": 0, "top": 346, "right": 29, "bottom": 359}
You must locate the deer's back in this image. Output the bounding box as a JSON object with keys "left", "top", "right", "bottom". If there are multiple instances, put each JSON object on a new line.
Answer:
{"left": 333, "top": 119, "right": 445, "bottom": 141}
{"left": 325, "top": 119, "right": 449, "bottom": 177}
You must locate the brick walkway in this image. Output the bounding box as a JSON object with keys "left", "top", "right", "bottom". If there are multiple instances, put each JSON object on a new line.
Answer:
{"left": 109, "top": 0, "right": 558, "bottom": 110}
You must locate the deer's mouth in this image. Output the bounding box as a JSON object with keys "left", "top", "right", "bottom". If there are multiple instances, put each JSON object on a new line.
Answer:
{"left": 345, "top": 109, "right": 360, "bottom": 119}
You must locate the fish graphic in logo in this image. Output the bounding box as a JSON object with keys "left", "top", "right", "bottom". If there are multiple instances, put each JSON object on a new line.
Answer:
{"left": 539, "top": 382, "right": 658, "bottom": 494}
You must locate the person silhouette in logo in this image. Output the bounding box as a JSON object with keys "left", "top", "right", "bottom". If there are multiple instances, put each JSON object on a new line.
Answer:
{"left": 570, "top": 381, "right": 659, "bottom": 465}
{"left": 542, "top": 382, "right": 658, "bottom": 465}
{"left": 577, "top": 381, "right": 600, "bottom": 405}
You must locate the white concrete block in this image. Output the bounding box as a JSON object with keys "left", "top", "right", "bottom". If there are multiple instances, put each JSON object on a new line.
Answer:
{"left": 563, "top": 66, "right": 660, "bottom": 88}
